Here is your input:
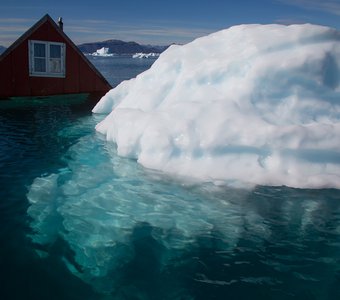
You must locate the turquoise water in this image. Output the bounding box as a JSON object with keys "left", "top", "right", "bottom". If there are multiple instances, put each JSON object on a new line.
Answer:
{"left": 1, "top": 57, "right": 340, "bottom": 300}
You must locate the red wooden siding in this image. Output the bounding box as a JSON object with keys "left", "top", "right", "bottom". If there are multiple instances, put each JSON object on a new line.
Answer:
{"left": 0, "top": 15, "right": 111, "bottom": 98}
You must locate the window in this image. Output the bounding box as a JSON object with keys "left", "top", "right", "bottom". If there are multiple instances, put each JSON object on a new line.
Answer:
{"left": 29, "top": 40, "right": 65, "bottom": 77}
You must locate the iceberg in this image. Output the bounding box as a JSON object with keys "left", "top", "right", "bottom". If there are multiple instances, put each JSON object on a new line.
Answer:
{"left": 93, "top": 24, "right": 340, "bottom": 189}
{"left": 91, "top": 47, "right": 114, "bottom": 57}
{"left": 26, "top": 24, "right": 340, "bottom": 294}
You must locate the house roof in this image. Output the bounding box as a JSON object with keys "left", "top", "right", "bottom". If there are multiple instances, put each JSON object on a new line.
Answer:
{"left": 0, "top": 14, "right": 111, "bottom": 89}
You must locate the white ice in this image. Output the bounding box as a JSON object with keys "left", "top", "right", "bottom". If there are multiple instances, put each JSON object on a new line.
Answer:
{"left": 93, "top": 24, "right": 340, "bottom": 189}
{"left": 132, "top": 52, "right": 160, "bottom": 59}
{"left": 91, "top": 47, "right": 114, "bottom": 57}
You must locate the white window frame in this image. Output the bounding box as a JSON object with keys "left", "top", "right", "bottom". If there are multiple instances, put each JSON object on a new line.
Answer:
{"left": 28, "top": 40, "right": 66, "bottom": 78}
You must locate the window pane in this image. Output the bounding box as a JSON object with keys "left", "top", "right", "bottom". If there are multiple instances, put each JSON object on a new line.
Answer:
{"left": 29, "top": 41, "right": 65, "bottom": 76}
{"left": 34, "top": 58, "right": 46, "bottom": 72}
{"left": 50, "top": 44, "right": 61, "bottom": 58}
{"left": 34, "top": 43, "right": 45, "bottom": 57}
{"left": 49, "top": 58, "right": 61, "bottom": 73}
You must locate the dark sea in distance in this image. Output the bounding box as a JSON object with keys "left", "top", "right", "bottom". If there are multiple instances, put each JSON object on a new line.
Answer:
{"left": 0, "top": 55, "right": 340, "bottom": 300}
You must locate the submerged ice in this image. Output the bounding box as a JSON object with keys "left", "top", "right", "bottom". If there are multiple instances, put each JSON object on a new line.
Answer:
{"left": 93, "top": 24, "right": 340, "bottom": 189}
{"left": 27, "top": 116, "right": 249, "bottom": 292}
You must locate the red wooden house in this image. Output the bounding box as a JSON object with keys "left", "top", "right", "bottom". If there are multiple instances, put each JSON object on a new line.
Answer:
{"left": 0, "top": 14, "right": 111, "bottom": 98}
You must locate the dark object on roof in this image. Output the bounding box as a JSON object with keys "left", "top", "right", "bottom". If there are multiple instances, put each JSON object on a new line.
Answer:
{"left": 0, "top": 14, "right": 111, "bottom": 98}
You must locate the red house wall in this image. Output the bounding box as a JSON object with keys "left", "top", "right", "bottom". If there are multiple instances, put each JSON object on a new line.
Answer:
{"left": 0, "top": 19, "right": 111, "bottom": 98}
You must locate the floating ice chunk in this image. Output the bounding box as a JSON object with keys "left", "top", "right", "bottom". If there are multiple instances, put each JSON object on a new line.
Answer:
{"left": 132, "top": 52, "right": 160, "bottom": 58}
{"left": 91, "top": 47, "right": 115, "bottom": 57}
{"left": 93, "top": 24, "right": 340, "bottom": 189}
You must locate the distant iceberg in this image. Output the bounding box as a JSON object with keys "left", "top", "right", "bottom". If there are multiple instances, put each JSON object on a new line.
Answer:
{"left": 93, "top": 24, "right": 340, "bottom": 189}
{"left": 91, "top": 47, "right": 115, "bottom": 57}
{"left": 132, "top": 52, "right": 160, "bottom": 59}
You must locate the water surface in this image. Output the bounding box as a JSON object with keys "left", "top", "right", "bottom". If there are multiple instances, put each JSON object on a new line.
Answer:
{"left": 0, "top": 56, "right": 340, "bottom": 300}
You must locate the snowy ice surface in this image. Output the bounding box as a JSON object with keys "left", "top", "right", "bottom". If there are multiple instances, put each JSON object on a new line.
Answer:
{"left": 91, "top": 47, "right": 115, "bottom": 57}
{"left": 93, "top": 24, "right": 340, "bottom": 189}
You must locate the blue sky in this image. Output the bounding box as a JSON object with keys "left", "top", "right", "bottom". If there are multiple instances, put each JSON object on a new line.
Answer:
{"left": 0, "top": 0, "right": 339, "bottom": 46}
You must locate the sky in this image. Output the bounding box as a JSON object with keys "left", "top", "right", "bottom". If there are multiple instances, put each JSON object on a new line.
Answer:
{"left": 0, "top": 0, "right": 339, "bottom": 47}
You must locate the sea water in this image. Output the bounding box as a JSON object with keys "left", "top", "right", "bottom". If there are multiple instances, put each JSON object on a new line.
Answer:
{"left": 1, "top": 56, "right": 340, "bottom": 300}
